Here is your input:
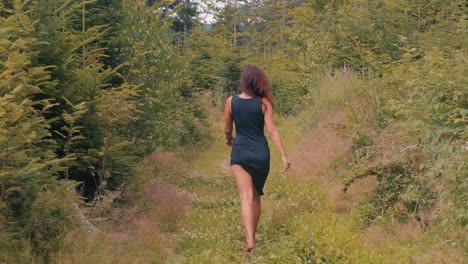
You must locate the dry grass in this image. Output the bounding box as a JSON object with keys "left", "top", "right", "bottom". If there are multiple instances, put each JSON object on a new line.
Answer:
{"left": 289, "top": 111, "right": 350, "bottom": 180}
{"left": 309, "top": 71, "right": 360, "bottom": 116}
{"left": 142, "top": 181, "right": 190, "bottom": 233}
{"left": 58, "top": 174, "right": 191, "bottom": 263}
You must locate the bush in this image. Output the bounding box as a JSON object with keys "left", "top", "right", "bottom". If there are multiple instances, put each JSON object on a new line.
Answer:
{"left": 29, "top": 188, "right": 76, "bottom": 262}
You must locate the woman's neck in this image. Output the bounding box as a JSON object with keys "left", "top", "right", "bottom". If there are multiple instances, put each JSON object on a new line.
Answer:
{"left": 239, "top": 92, "right": 254, "bottom": 99}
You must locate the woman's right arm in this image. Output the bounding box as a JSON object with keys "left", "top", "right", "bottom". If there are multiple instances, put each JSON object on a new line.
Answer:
{"left": 262, "top": 98, "right": 291, "bottom": 172}
{"left": 224, "top": 96, "right": 234, "bottom": 146}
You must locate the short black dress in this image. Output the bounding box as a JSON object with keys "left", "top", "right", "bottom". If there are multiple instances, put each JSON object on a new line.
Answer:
{"left": 230, "top": 95, "right": 270, "bottom": 195}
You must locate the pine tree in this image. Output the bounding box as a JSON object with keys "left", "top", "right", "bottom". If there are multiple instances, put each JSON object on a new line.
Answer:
{"left": 0, "top": 2, "right": 74, "bottom": 260}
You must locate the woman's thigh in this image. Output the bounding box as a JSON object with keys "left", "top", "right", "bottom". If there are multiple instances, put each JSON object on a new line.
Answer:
{"left": 231, "top": 165, "right": 259, "bottom": 200}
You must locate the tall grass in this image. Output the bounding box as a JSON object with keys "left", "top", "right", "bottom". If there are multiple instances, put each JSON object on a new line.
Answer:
{"left": 304, "top": 70, "right": 384, "bottom": 131}
{"left": 299, "top": 70, "right": 369, "bottom": 133}
{"left": 308, "top": 71, "right": 357, "bottom": 115}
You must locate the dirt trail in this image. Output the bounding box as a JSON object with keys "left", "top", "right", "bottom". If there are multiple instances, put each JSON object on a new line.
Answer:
{"left": 289, "top": 111, "right": 375, "bottom": 212}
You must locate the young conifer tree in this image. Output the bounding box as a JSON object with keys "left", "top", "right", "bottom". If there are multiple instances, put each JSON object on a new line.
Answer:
{"left": 31, "top": 0, "right": 142, "bottom": 198}
{"left": 0, "top": 2, "right": 75, "bottom": 261}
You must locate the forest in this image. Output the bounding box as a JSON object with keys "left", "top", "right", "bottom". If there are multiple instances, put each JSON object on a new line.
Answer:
{"left": 0, "top": 0, "right": 466, "bottom": 263}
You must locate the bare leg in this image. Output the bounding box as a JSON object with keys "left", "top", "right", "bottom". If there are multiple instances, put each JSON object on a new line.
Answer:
{"left": 252, "top": 190, "right": 261, "bottom": 235}
{"left": 231, "top": 165, "right": 261, "bottom": 251}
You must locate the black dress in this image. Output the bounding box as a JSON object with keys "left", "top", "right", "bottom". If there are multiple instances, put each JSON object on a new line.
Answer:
{"left": 230, "top": 95, "right": 270, "bottom": 195}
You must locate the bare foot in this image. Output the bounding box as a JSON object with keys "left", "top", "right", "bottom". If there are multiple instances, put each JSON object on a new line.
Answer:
{"left": 242, "top": 245, "right": 255, "bottom": 253}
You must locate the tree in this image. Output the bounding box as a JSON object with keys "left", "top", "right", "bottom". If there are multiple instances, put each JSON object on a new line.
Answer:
{"left": 0, "top": 2, "right": 74, "bottom": 260}
{"left": 118, "top": 0, "right": 206, "bottom": 151}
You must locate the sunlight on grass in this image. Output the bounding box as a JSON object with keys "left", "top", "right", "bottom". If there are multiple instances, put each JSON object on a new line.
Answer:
{"left": 60, "top": 78, "right": 459, "bottom": 263}
{"left": 169, "top": 105, "right": 442, "bottom": 263}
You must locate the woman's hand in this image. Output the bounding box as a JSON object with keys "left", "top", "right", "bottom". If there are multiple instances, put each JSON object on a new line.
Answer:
{"left": 226, "top": 137, "right": 234, "bottom": 146}
{"left": 282, "top": 156, "right": 291, "bottom": 172}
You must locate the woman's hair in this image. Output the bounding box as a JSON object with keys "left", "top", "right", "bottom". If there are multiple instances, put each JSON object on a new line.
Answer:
{"left": 239, "top": 64, "right": 273, "bottom": 106}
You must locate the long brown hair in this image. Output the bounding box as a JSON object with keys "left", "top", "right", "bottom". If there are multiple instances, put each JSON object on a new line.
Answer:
{"left": 239, "top": 64, "right": 273, "bottom": 106}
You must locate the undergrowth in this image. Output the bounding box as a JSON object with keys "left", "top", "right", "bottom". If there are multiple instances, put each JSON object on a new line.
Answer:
{"left": 18, "top": 72, "right": 464, "bottom": 263}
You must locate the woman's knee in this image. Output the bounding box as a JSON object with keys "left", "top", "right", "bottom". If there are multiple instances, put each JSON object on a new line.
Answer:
{"left": 238, "top": 189, "right": 254, "bottom": 201}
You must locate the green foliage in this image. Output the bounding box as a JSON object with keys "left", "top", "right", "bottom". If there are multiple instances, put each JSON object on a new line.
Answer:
{"left": 378, "top": 48, "right": 466, "bottom": 141}
{"left": 346, "top": 155, "right": 433, "bottom": 224}
{"left": 350, "top": 131, "right": 373, "bottom": 162}
{"left": 185, "top": 26, "right": 223, "bottom": 93}
{"left": 423, "top": 143, "right": 467, "bottom": 236}
{"left": 319, "top": 1, "right": 467, "bottom": 240}
{"left": 265, "top": 52, "right": 306, "bottom": 115}
{"left": 0, "top": 3, "right": 77, "bottom": 261}
{"left": 95, "top": 84, "right": 140, "bottom": 189}
{"left": 218, "top": 48, "right": 245, "bottom": 96}
{"left": 1, "top": 0, "right": 466, "bottom": 262}
{"left": 56, "top": 99, "right": 87, "bottom": 180}
{"left": 29, "top": 187, "right": 76, "bottom": 262}
{"left": 289, "top": 3, "right": 334, "bottom": 86}
{"left": 118, "top": 0, "right": 207, "bottom": 152}
{"left": 296, "top": 236, "right": 343, "bottom": 263}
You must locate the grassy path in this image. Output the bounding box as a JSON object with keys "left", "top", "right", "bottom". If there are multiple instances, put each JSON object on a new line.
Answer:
{"left": 162, "top": 115, "right": 422, "bottom": 263}
{"left": 58, "top": 111, "right": 457, "bottom": 263}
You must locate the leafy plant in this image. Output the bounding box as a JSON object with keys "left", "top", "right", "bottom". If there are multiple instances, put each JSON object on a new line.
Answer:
{"left": 296, "top": 236, "right": 343, "bottom": 264}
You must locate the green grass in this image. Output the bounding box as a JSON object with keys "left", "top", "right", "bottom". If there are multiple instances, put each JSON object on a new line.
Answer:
{"left": 55, "top": 79, "right": 464, "bottom": 263}
{"left": 163, "top": 116, "right": 425, "bottom": 263}
{"left": 51, "top": 121, "right": 462, "bottom": 263}
{"left": 45, "top": 73, "right": 465, "bottom": 264}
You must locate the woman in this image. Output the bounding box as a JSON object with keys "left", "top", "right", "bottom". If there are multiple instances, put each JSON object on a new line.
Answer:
{"left": 224, "top": 64, "right": 291, "bottom": 252}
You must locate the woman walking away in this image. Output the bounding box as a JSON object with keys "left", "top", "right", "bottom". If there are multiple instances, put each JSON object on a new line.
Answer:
{"left": 224, "top": 64, "right": 291, "bottom": 252}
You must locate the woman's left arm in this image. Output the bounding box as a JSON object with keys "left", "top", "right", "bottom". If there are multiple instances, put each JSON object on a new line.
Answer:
{"left": 262, "top": 98, "right": 291, "bottom": 172}
{"left": 224, "top": 96, "right": 234, "bottom": 146}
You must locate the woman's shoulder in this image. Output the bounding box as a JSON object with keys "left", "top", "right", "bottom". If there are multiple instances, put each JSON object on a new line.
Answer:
{"left": 261, "top": 97, "right": 273, "bottom": 113}
{"left": 261, "top": 97, "right": 272, "bottom": 106}
{"left": 226, "top": 95, "right": 235, "bottom": 103}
